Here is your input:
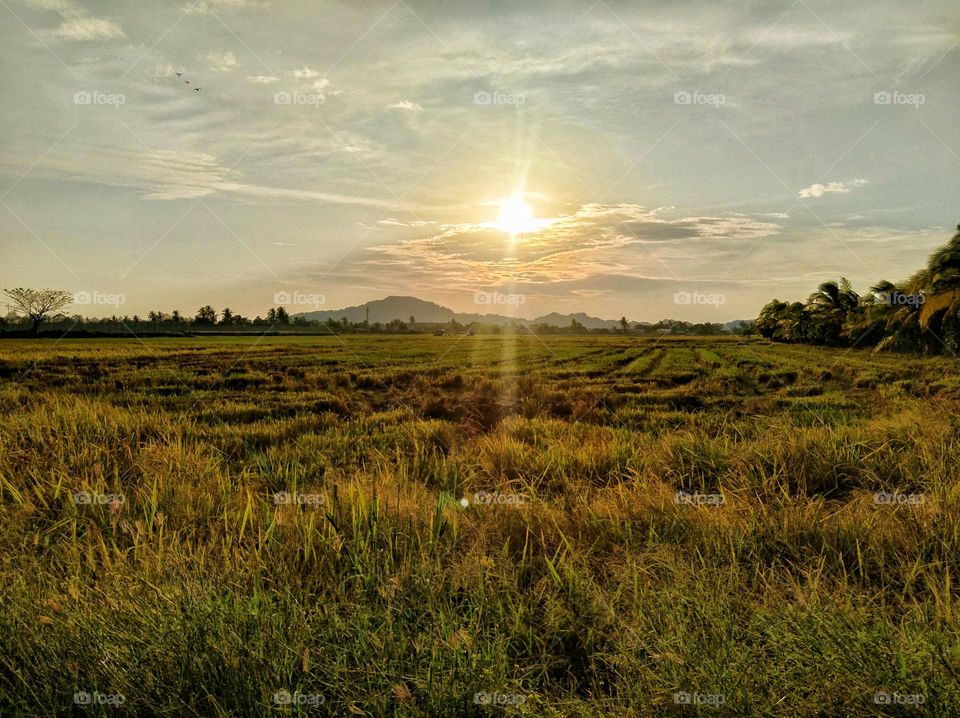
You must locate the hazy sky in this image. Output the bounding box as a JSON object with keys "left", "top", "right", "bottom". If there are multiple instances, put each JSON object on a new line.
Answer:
{"left": 1, "top": 0, "right": 957, "bottom": 321}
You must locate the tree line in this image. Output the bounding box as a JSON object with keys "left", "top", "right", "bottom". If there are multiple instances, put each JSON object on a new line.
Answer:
{"left": 0, "top": 291, "right": 739, "bottom": 337}
{"left": 755, "top": 224, "right": 960, "bottom": 355}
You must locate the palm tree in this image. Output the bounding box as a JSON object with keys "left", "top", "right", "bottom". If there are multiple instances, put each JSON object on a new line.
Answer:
{"left": 919, "top": 225, "right": 960, "bottom": 354}
{"left": 779, "top": 302, "right": 810, "bottom": 343}
{"left": 756, "top": 299, "right": 788, "bottom": 339}
{"left": 805, "top": 277, "right": 859, "bottom": 345}
{"left": 194, "top": 305, "right": 217, "bottom": 325}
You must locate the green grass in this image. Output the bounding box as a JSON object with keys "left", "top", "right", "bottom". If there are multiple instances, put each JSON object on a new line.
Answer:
{"left": 1, "top": 335, "right": 959, "bottom": 716}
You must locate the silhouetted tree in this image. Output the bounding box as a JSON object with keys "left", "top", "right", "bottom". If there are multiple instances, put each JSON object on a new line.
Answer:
{"left": 3, "top": 288, "right": 72, "bottom": 332}
{"left": 194, "top": 305, "right": 217, "bottom": 325}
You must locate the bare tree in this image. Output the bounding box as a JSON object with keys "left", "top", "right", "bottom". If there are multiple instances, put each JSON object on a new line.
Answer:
{"left": 3, "top": 288, "right": 72, "bottom": 332}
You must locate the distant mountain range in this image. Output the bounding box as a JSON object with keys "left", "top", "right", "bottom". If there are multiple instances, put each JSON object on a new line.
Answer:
{"left": 297, "top": 296, "right": 622, "bottom": 328}
{"left": 297, "top": 295, "right": 750, "bottom": 330}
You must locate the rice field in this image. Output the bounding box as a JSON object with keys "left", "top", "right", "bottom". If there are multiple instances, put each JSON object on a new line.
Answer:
{"left": 1, "top": 334, "right": 959, "bottom": 716}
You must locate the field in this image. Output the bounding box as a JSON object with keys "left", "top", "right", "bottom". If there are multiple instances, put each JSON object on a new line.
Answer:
{"left": 2, "top": 334, "right": 960, "bottom": 716}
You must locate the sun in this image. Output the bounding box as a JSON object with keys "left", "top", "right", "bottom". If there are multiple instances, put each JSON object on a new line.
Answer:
{"left": 495, "top": 194, "right": 535, "bottom": 234}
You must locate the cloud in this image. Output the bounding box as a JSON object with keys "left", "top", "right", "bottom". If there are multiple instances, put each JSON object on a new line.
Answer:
{"left": 374, "top": 218, "right": 437, "bottom": 227}
{"left": 798, "top": 178, "right": 868, "bottom": 199}
{"left": 363, "top": 205, "right": 782, "bottom": 287}
{"left": 246, "top": 75, "right": 279, "bottom": 84}
{"left": 53, "top": 17, "right": 124, "bottom": 40}
{"left": 212, "top": 182, "right": 430, "bottom": 211}
{"left": 183, "top": 0, "right": 261, "bottom": 14}
{"left": 15, "top": 145, "right": 231, "bottom": 200}
{"left": 388, "top": 100, "right": 423, "bottom": 111}
{"left": 207, "top": 51, "right": 238, "bottom": 72}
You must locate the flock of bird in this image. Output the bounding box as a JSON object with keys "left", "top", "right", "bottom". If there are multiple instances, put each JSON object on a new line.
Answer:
{"left": 175, "top": 72, "right": 200, "bottom": 92}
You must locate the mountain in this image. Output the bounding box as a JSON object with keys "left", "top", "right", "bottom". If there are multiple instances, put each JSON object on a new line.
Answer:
{"left": 296, "top": 295, "right": 739, "bottom": 330}
{"left": 296, "top": 296, "right": 629, "bottom": 328}
{"left": 531, "top": 312, "right": 622, "bottom": 330}
{"left": 299, "top": 296, "right": 455, "bottom": 324}
{"left": 723, "top": 319, "right": 753, "bottom": 332}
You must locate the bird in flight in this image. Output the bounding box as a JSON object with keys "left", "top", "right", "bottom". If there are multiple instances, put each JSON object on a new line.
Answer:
{"left": 194, "top": 87, "right": 200, "bottom": 92}
{"left": 176, "top": 72, "right": 182, "bottom": 77}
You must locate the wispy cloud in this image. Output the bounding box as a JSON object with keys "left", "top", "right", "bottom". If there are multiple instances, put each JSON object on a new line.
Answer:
{"left": 364, "top": 205, "right": 782, "bottom": 287}
{"left": 53, "top": 16, "right": 124, "bottom": 40}
{"left": 388, "top": 100, "right": 423, "bottom": 111}
{"left": 798, "top": 178, "right": 868, "bottom": 199}
{"left": 183, "top": 0, "right": 261, "bottom": 14}
{"left": 207, "top": 51, "right": 238, "bottom": 73}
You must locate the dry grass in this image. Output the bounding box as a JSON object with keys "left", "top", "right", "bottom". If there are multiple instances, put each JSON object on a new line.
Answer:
{"left": 1, "top": 335, "right": 959, "bottom": 716}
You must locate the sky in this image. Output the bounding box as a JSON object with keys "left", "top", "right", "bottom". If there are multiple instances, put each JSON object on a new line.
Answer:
{"left": 0, "top": 0, "right": 957, "bottom": 322}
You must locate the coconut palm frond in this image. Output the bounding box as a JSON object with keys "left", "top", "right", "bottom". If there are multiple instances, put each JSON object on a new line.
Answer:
{"left": 919, "top": 289, "right": 960, "bottom": 329}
